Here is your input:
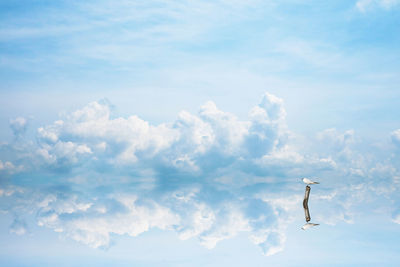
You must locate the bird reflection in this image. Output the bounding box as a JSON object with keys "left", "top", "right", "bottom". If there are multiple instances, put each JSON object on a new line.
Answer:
{"left": 301, "top": 223, "right": 319, "bottom": 230}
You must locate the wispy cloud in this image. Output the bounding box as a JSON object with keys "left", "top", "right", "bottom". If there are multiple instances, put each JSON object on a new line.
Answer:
{"left": 9, "top": 217, "right": 29, "bottom": 236}
{"left": 356, "top": 0, "right": 400, "bottom": 12}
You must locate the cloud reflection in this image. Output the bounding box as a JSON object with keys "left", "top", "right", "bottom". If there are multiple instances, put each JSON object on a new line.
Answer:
{"left": 1, "top": 92, "right": 400, "bottom": 255}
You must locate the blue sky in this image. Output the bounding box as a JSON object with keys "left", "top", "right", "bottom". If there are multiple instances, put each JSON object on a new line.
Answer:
{"left": 1, "top": 0, "right": 400, "bottom": 266}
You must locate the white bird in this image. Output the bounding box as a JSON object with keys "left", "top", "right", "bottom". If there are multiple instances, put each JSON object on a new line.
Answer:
{"left": 302, "top": 178, "right": 319, "bottom": 185}
{"left": 301, "top": 223, "right": 319, "bottom": 230}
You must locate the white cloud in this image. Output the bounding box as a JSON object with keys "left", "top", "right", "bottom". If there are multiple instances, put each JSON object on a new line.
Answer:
{"left": 9, "top": 117, "right": 28, "bottom": 137}
{"left": 314, "top": 128, "right": 367, "bottom": 175}
{"left": 356, "top": 0, "right": 400, "bottom": 12}
{"left": 35, "top": 193, "right": 178, "bottom": 248}
{"left": 316, "top": 128, "right": 354, "bottom": 150}
{"left": 177, "top": 203, "right": 215, "bottom": 241}
{"left": 9, "top": 217, "right": 29, "bottom": 236}
{"left": 258, "top": 231, "right": 286, "bottom": 256}
{"left": 0, "top": 160, "right": 15, "bottom": 171}
{"left": 198, "top": 208, "right": 250, "bottom": 249}
{"left": 391, "top": 129, "right": 400, "bottom": 147}
{"left": 28, "top": 92, "right": 294, "bottom": 173}
{"left": 0, "top": 160, "right": 23, "bottom": 174}
{"left": 1, "top": 92, "right": 400, "bottom": 256}
{"left": 393, "top": 213, "right": 400, "bottom": 224}
{"left": 36, "top": 101, "right": 178, "bottom": 167}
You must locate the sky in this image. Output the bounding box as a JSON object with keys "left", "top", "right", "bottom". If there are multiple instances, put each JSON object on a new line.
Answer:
{"left": 1, "top": 0, "right": 400, "bottom": 266}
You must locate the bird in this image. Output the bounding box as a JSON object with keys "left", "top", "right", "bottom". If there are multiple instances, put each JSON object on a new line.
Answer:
{"left": 302, "top": 178, "right": 319, "bottom": 185}
{"left": 301, "top": 223, "right": 319, "bottom": 230}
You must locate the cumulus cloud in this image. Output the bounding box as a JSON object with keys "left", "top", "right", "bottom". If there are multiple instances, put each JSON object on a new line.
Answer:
{"left": 0, "top": 92, "right": 299, "bottom": 255}
{"left": 29, "top": 92, "right": 293, "bottom": 175}
{"left": 1, "top": 92, "right": 400, "bottom": 256}
{"left": 36, "top": 100, "right": 178, "bottom": 167}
